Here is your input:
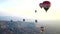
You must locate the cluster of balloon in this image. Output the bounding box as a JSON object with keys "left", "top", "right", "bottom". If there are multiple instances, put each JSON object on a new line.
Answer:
{"left": 39, "top": 1, "right": 51, "bottom": 12}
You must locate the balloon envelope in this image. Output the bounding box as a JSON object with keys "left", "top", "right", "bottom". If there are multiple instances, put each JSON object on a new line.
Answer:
{"left": 43, "top": 1, "right": 51, "bottom": 12}
{"left": 39, "top": 1, "right": 51, "bottom": 12}
{"left": 39, "top": 3, "right": 43, "bottom": 8}
{"left": 35, "top": 20, "right": 37, "bottom": 23}
{"left": 43, "top": 1, "right": 50, "bottom": 4}
{"left": 23, "top": 19, "right": 25, "bottom": 21}
{"left": 35, "top": 10, "right": 37, "bottom": 13}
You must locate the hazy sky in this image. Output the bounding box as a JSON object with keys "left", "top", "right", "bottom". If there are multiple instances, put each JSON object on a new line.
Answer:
{"left": 0, "top": 0, "right": 60, "bottom": 21}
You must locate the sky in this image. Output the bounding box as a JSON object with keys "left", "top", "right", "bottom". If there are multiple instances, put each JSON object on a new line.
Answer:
{"left": 0, "top": 0, "right": 60, "bottom": 21}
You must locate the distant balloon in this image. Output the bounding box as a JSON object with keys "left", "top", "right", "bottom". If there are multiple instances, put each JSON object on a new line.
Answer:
{"left": 40, "top": 26, "right": 44, "bottom": 32}
{"left": 35, "top": 20, "right": 37, "bottom": 23}
{"left": 35, "top": 10, "right": 37, "bottom": 13}
{"left": 39, "top": 1, "right": 51, "bottom": 12}
{"left": 39, "top": 3, "right": 43, "bottom": 8}
{"left": 23, "top": 19, "right": 25, "bottom": 22}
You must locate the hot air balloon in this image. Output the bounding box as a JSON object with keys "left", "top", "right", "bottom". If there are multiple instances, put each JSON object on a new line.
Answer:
{"left": 23, "top": 19, "right": 25, "bottom": 22}
{"left": 35, "top": 20, "right": 37, "bottom": 23}
{"left": 39, "top": 3, "right": 43, "bottom": 8}
{"left": 43, "top": 1, "right": 51, "bottom": 12}
{"left": 39, "top": 1, "right": 51, "bottom": 12}
{"left": 40, "top": 26, "right": 44, "bottom": 32}
{"left": 40, "top": 26, "right": 44, "bottom": 34}
{"left": 35, "top": 10, "right": 37, "bottom": 13}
